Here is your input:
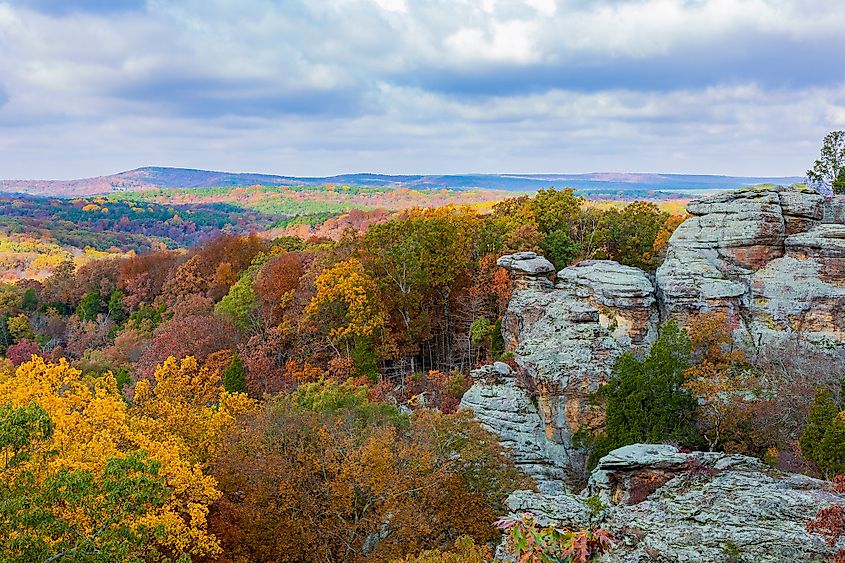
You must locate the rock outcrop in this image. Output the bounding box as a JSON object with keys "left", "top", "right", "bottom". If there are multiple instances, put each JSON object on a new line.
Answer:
{"left": 460, "top": 363, "right": 571, "bottom": 492}
{"left": 504, "top": 444, "right": 845, "bottom": 562}
{"left": 462, "top": 186, "right": 845, "bottom": 560}
{"left": 463, "top": 254, "right": 659, "bottom": 490}
{"left": 656, "top": 185, "right": 845, "bottom": 371}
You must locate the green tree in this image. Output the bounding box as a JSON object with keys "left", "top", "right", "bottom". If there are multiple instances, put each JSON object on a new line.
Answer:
{"left": 20, "top": 288, "right": 37, "bottom": 312}
{"left": 222, "top": 354, "right": 247, "bottom": 394}
{"left": 589, "top": 321, "right": 701, "bottom": 467}
{"left": 531, "top": 187, "right": 584, "bottom": 235}
{"left": 361, "top": 209, "right": 474, "bottom": 358}
{"left": 599, "top": 201, "right": 671, "bottom": 271}
{"left": 800, "top": 388, "right": 844, "bottom": 477}
{"left": 76, "top": 290, "right": 102, "bottom": 322}
{"left": 807, "top": 130, "right": 845, "bottom": 194}
{"left": 541, "top": 228, "right": 578, "bottom": 270}
{"left": 107, "top": 289, "right": 127, "bottom": 325}
{"left": 0, "top": 402, "right": 53, "bottom": 470}
{"left": 215, "top": 254, "right": 268, "bottom": 332}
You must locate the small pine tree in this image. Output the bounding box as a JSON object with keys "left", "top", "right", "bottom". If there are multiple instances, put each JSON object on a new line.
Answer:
{"left": 223, "top": 354, "right": 247, "bottom": 394}
{"left": 588, "top": 321, "right": 702, "bottom": 467}
{"left": 801, "top": 388, "right": 843, "bottom": 477}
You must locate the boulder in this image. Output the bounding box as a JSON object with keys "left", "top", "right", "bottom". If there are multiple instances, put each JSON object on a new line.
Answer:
{"left": 496, "top": 252, "right": 555, "bottom": 288}
{"left": 502, "top": 444, "right": 845, "bottom": 562}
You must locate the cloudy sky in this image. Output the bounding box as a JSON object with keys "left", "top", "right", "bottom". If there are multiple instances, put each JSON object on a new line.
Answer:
{"left": 1, "top": 0, "right": 844, "bottom": 179}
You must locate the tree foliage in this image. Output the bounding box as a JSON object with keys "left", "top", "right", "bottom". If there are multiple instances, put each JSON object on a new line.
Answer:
{"left": 0, "top": 357, "right": 225, "bottom": 558}
{"left": 801, "top": 388, "right": 845, "bottom": 478}
{"left": 209, "top": 379, "right": 530, "bottom": 561}
{"left": 807, "top": 130, "right": 845, "bottom": 194}
{"left": 589, "top": 321, "right": 701, "bottom": 466}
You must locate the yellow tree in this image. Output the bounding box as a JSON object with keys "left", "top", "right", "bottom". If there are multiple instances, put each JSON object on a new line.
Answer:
{"left": 306, "top": 258, "right": 386, "bottom": 355}
{"left": 133, "top": 356, "right": 256, "bottom": 466}
{"left": 0, "top": 356, "right": 226, "bottom": 559}
{"left": 683, "top": 312, "right": 751, "bottom": 451}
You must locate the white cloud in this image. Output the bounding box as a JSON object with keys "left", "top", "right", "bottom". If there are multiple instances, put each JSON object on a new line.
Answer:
{"left": 0, "top": 0, "right": 843, "bottom": 178}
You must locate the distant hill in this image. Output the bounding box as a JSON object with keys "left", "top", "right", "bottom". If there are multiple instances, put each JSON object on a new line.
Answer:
{"left": 0, "top": 166, "right": 805, "bottom": 198}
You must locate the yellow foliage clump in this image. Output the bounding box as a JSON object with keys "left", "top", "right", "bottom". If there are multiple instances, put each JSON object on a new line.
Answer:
{"left": 133, "top": 356, "right": 257, "bottom": 466}
{"left": 0, "top": 356, "right": 256, "bottom": 559}
{"left": 306, "top": 258, "right": 385, "bottom": 345}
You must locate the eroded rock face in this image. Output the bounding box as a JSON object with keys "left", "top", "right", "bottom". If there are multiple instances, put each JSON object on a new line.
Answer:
{"left": 464, "top": 187, "right": 845, "bottom": 559}
{"left": 462, "top": 255, "right": 659, "bottom": 491}
{"left": 556, "top": 260, "right": 659, "bottom": 351}
{"left": 460, "top": 363, "right": 571, "bottom": 493}
{"left": 657, "top": 185, "right": 845, "bottom": 371}
{"left": 504, "top": 444, "right": 845, "bottom": 563}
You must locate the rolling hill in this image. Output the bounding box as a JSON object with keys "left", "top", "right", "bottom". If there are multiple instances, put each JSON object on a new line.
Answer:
{"left": 0, "top": 167, "right": 804, "bottom": 198}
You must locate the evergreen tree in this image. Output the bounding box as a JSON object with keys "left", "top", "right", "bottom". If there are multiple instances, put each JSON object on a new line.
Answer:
{"left": 541, "top": 229, "right": 578, "bottom": 270}
{"left": 21, "top": 288, "right": 37, "bottom": 312}
{"left": 801, "top": 388, "right": 843, "bottom": 477}
{"left": 589, "top": 321, "right": 701, "bottom": 467}
{"left": 223, "top": 354, "right": 247, "bottom": 394}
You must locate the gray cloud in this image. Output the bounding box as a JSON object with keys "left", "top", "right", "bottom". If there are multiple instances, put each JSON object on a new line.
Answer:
{"left": 0, "top": 0, "right": 843, "bottom": 178}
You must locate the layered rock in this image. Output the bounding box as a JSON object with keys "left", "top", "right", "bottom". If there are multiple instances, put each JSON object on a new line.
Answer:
{"left": 462, "top": 253, "right": 658, "bottom": 491}
{"left": 460, "top": 363, "right": 570, "bottom": 492}
{"left": 504, "top": 444, "right": 845, "bottom": 562}
{"left": 464, "top": 187, "right": 845, "bottom": 560}
{"left": 556, "top": 260, "right": 659, "bottom": 351}
{"left": 657, "top": 185, "right": 845, "bottom": 371}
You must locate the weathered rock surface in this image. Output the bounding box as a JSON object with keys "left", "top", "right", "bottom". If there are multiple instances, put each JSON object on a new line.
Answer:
{"left": 496, "top": 251, "right": 555, "bottom": 288}
{"left": 462, "top": 255, "right": 659, "bottom": 490}
{"left": 460, "top": 363, "right": 571, "bottom": 492}
{"left": 657, "top": 185, "right": 845, "bottom": 372}
{"left": 556, "top": 260, "right": 659, "bottom": 350}
{"left": 464, "top": 187, "right": 845, "bottom": 560}
{"left": 504, "top": 444, "right": 845, "bottom": 563}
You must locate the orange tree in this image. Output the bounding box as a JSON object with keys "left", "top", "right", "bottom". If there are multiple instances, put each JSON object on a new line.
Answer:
{"left": 208, "top": 378, "right": 531, "bottom": 562}
{"left": 682, "top": 312, "right": 753, "bottom": 452}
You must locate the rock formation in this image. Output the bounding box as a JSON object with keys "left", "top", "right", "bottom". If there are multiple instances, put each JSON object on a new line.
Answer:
{"left": 656, "top": 185, "right": 845, "bottom": 372}
{"left": 463, "top": 254, "right": 659, "bottom": 490}
{"left": 462, "top": 186, "right": 845, "bottom": 560}
{"left": 505, "top": 444, "right": 845, "bottom": 562}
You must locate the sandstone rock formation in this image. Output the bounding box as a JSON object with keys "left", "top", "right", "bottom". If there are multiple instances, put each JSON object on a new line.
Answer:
{"left": 462, "top": 254, "right": 659, "bottom": 490}
{"left": 556, "top": 260, "right": 659, "bottom": 351}
{"left": 656, "top": 185, "right": 845, "bottom": 373}
{"left": 504, "top": 444, "right": 845, "bottom": 562}
{"left": 460, "top": 363, "right": 571, "bottom": 492}
{"left": 463, "top": 186, "right": 845, "bottom": 560}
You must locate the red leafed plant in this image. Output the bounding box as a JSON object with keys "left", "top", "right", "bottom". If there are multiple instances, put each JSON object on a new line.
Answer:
{"left": 806, "top": 474, "right": 845, "bottom": 562}
{"left": 496, "top": 512, "right": 613, "bottom": 563}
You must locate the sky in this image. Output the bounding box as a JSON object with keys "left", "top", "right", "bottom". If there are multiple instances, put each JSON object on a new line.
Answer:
{"left": 0, "top": 0, "right": 844, "bottom": 179}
